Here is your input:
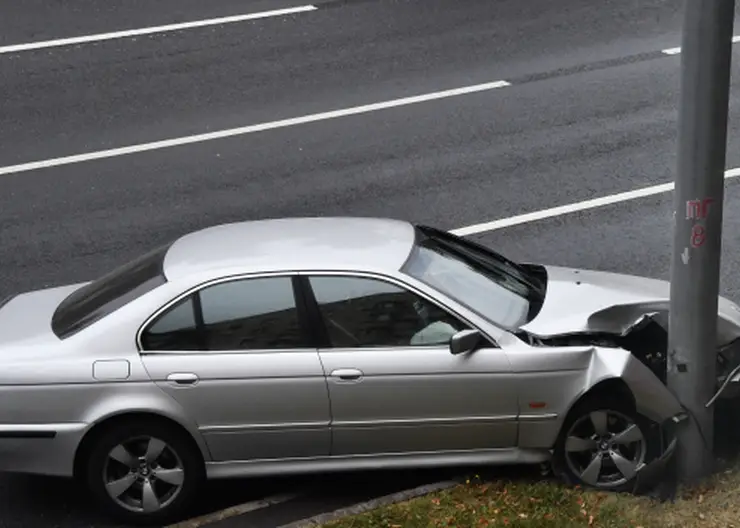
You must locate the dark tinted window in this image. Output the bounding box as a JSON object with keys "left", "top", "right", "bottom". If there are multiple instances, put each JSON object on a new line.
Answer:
{"left": 309, "top": 276, "right": 468, "bottom": 348}
{"left": 141, "top": 277, "right": 309, "bottom": 351}
{"left": 140, "top": 297, "right": 200, "bottom": 351}
{"left": 52, "top": 244, "right": 171, "bottom": 339}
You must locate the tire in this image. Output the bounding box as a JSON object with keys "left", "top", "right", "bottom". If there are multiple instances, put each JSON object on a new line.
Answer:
{"left": 84, "top": 419, "right": 204, "bottom": 526}
{"left": 553, "top": 398, "right": 661, "bottom": 493}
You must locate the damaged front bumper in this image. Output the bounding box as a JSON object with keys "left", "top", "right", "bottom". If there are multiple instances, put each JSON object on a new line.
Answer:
{"left": 633, "top": 349, "right": 740, "bottom": 492}
{"left": 632, "top": 411, "right": 687, "bottom": 494}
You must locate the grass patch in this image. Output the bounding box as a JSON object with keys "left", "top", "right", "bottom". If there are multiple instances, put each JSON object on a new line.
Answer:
{"left": 320, "top": 466, "right": 740, "bottom": 527}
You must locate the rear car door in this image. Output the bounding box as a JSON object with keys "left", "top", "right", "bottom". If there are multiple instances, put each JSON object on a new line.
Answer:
{"left": 301, "top": 273, "right": 518, "bottom": 457}
{"left": 138, "top": 274, "right": 331, "bottom": 462}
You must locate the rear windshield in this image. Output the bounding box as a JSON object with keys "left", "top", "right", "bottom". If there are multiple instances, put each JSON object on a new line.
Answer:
{"left": 51, "top": 244, "right": 171, "bottom": 339}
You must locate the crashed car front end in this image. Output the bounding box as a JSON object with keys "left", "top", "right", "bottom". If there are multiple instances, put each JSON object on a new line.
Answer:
{"left": 520, "top": 264, "right": 740, "bottom": 397}
{"left": 605, "top": 347, "right": 687, "bottom": 493}
{"left": 532, "top": 339, "right": 689, "bottom": 493}
{"left": 524, "top": 307, "right": 740, "bottom": 401}
{"left": 513, "top": 265, "right": 740, "bottom": 491}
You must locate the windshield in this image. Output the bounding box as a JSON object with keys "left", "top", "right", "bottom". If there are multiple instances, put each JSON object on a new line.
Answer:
{"left": 402, "top": 226, "right": 546, "bottom": 330}
{"left": 51, "top": 243, "right": 171, "bottom": 339}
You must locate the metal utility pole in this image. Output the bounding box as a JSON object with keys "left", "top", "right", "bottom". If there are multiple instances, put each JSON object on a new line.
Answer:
{"left": 668, "top": 0, "right": 735, "bottom": 482}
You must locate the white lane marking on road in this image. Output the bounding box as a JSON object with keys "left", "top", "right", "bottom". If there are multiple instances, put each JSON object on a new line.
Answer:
{"left": 166, "top": 492, "right": 299, "bottom": 528}
{"left": 0, "top": 80, "right": 511, "bottom": 176}
{"left": 450, "top": 167, "right": 740, "bottom": 237}
{"left": 662, "top": 34, "right": 740, "bottom": 55}
{"left": 0, "top": 6, "right": 317, "bottom": 54}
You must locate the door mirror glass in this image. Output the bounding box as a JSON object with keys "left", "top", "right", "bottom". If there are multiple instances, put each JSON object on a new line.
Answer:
{"left": 450, "top": 329, "right": 482, "bottom": 355}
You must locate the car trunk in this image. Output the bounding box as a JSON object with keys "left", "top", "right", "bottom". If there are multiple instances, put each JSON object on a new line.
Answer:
{"left": 0, "top": 283, "right": 87, "bottom": 346}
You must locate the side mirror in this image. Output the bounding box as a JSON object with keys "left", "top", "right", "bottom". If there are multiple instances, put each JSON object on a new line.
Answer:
{"left": 450, "top": 329, "right": 482, "bottom": 355}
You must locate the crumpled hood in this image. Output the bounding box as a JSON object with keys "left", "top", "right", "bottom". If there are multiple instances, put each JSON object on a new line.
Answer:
{"left": 520, "top": 265, "right": 740, "bottom": 344}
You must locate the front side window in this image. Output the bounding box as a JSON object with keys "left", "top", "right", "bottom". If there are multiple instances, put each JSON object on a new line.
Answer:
{"left": 308, "top": 275, "right": 468, "bottom": 348}
{"left": 52, "top": 243, "right": 171, "bottom": 339}
{"left": 140, "top": 276, "right": 309, "bottom": 351}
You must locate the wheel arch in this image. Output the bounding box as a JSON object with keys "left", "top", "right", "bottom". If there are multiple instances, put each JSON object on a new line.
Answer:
{"left": 73, "top": 411, "right": 209, "bottom": 480}
{"left": 563, "top": 377, "right": 637, "bottom": 424}
{"left": 550, "top": 377, "right": 664, "bottom": 490}
{"left": 547, "top": 377, "right": 638, "bottom": 450}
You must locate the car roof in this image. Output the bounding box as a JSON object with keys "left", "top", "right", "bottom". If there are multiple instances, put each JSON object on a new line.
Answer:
{"left": 162, "top": 217, "right": 418, "bottom": 281}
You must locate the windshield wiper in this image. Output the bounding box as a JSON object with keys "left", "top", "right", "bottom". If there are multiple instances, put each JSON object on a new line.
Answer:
{"left": 448, "top": 241, "right": 542, "bottom": 298}
{"left": 418, "top": 225, "right": 544, "bottom": 297}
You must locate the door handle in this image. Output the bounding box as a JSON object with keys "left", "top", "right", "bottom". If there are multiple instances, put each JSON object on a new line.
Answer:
{"left": 166, "top": 373, "right": 199, "bottom": 386}
{"left": 330, "top": 368, "right": 364, "bottom": 381}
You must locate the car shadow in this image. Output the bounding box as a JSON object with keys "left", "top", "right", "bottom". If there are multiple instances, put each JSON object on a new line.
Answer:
{"left": 0, "top": 467, "right": 470, "bottom": 527}
{"left": 0, "top": 473, "right": 123, "bottom": 527}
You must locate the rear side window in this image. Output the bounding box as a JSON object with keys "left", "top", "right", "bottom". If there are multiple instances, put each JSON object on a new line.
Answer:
{"left": 140, "top": 276, "right": 309, "bottom": 351}
{"left": 52, "top": 244, "right": 171, "bottom": 339}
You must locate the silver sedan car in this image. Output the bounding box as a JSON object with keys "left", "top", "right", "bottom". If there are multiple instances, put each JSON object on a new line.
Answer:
{"left": 2, "top": 217, "right": 740, "bottom": 525}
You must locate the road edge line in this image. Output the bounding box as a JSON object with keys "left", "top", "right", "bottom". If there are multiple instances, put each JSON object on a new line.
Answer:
{"left": 167, "top": 492, "right": 300, "bottom": 528}
{"left": 0, "top": 6, "right": 318, "bottom": 55}
{"left": 276, "top": 479, "right": 463, "bottom": 528}
{"left": 0, "top": 80, "right": 510, "bottom": 177}
{"left": 450, "top": 167, "right": 740, "bottom": 237}
{"left": 663, "top": 34, "right": 740, "bottom": 55}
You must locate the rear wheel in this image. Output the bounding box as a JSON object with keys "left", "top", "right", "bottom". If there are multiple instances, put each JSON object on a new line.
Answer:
{"left": 554, "top": 400, "right": 659, "bottom": 492}
{"left": 84, "top": 420, "right": 204, "bottom": 525}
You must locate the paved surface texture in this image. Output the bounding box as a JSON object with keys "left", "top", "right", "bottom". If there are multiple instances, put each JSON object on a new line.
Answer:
{"left": 3, "top": 0, "right": 740, "bottom": 526}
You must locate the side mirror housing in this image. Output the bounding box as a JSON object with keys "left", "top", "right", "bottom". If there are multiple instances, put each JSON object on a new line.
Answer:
{"left": 450, "top": 329, "right": 482, "bottom": 355}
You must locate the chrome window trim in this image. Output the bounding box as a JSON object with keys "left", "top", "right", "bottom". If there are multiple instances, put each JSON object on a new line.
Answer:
{"left": 136, "top": 271, "right": 313, "bottom": 355}
{"left": 297, "top": 269, "right": 501, "bottom": 349}
{"left": 137, "top": 268, "right": 504, "bottom": 355}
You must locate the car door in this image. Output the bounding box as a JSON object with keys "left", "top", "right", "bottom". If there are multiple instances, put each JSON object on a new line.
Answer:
{"left": 138, "top": 274, "right": 331, "bottom": 462}
{"left": 301, "top": 272, "right": 518, "bottom": 457}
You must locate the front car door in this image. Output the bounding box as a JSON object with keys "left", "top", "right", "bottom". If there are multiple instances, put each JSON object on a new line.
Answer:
{"left": 138, "top": 274, "right": 331, "bottom": 462}
{"left": 300, "top": 272, "right": 518, "bottom": 457}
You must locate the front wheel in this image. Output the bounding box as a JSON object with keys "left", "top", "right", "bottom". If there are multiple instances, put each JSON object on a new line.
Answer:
{"left": 554, "top": 401, "right": 659, "bottom": 492}
{"left": 84, "top": 420, "right": 204, "bottom": 526}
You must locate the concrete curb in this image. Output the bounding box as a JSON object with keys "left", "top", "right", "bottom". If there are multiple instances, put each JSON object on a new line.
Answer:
{"left": 277, "top": 478, "right": 464, "bottom": 528}
{"left": 168, "top": 493, "right": 299, "bottom": 528}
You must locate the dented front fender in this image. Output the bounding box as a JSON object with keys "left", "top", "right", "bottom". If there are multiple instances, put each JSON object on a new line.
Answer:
{"left": 620, "top": 354, "right": 684, "bottom": 423}
{"left": 589, "top": 347, "right": 683, "bottom": 423}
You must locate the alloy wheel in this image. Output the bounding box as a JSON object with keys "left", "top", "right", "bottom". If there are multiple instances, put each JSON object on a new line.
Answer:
{"left": 103, "top": 435, "right": 186, "bottom": 514}
{"left": 563, "top": 409, "right": 647, "bottom": 488}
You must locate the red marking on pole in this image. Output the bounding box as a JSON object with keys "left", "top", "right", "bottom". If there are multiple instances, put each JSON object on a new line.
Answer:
{"left": 686, "top": 198, "right": 714, "bottom": 219}
{"left": 691, "top": 225, "right": 706, "bottom": 247}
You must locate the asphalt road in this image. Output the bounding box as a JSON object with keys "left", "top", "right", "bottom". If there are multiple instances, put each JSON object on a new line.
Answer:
{"left": 3, "top": 0, "right": 740, "bottom": 526}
